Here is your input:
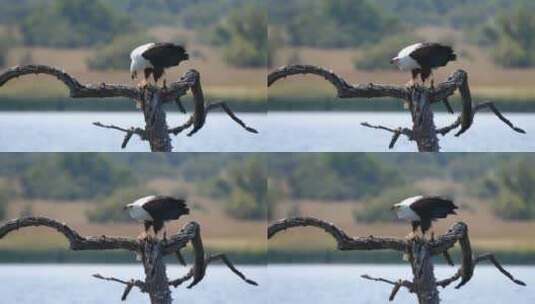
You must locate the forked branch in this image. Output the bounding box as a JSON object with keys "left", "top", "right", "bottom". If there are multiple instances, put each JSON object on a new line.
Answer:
{"left": 0, "top": 65, "right": 258, "bottom": 151}
{"left": 0, "top": 217, "right": 256, "bottom": 303}
{"left": 268, "top": 217, "right": 525, "bottom": 302}
{"left": 268, "top": 65, "right": 524, "bottom": 151}
{"left": 169, "top": 253, "right": 258, "bottom": 288}
{"left": 0, "top": 216, "right": 138, "bottom": 251}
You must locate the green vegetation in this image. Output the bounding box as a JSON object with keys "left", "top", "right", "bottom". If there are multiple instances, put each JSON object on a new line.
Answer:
{"left": 354, "top": 34, "right": 421, "bottom": 71}
{"left": 482, "top": 158, "right": 535, "bottom": 220}
{"left": 209, "top": 5, "right": 267, "bottom": 67}
{"left": 86, "top": 186, "right": 148, "bottom": 223}
{"left": 20, "top": 154, "right": 136, "bottom": 200}
{"left": 353, "top": 186, "right": 419, "bottom": 223}
{"left": 0, "top": 37, "right": 9, "bottom": 68}
{"left": 270, "top": 0, "right": 398, "bottom": 48}
{"left": 87, "top": 32, "right": 153, "bottom": 71}
{"left": 20, "top": 0, "right": 134, "bottom": 48}
{"left": 205, "top": 157, "right": 267, "bottom": 220}
{"left": 475, "top": 6, "right": 535, "bottom": 68}
{"left": 0, "top": 192, "right": 6, "bottom": 220}
{"left": 271, "top": 154, "right": 403, "bottom": 200}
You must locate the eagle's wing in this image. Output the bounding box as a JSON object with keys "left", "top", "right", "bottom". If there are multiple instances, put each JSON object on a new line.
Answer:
{"left": 410, "top": 43, "right": 455, "bottom": 68}
{"left": 142, "top": 43, "right": 189, "bottom": 68}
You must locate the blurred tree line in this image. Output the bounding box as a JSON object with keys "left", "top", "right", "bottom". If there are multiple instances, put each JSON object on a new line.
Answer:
{"left": 481, "top": 158, "right": 535, "bottom": 220}
{"left": 207, "top": 4, "right": 267, "bottom": 68}
{"left": 0, "top": 0, "right": 266, "bottom": 69}
{"left": 203, "top": 156, "right": 267, "bottom": 220}
{"left": 474, "top": 6, "right": 535, "bottom": 68}
{"left": 270, "top": 0, "right": 535, "bottom": 69}
{"left": 269, "top": 0, "right": 398, "bottom": 48}
{"left": 1, "top": 154, "right": 535, "bottom": 223}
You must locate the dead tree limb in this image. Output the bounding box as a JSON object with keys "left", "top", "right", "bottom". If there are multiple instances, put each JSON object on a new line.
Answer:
{"left": 268, "top": 217, "right": 525, "bottom": 304}
{"left": 268, "top": 65, "right": 525, "bottom": 152}
{"left": 0, "top": 65, "right": 258, "bottom": 152}
{"left": 0, "top": 216, "right": 256, "bottom": 304}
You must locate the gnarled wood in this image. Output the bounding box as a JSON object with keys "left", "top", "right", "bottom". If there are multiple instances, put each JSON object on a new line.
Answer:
{"left": 268, "top": 65, "right": 525, "bottom": 152}
{"left": 268, "top": 217, "right": 525, "bottom": 303}
{"left": 0, "top": 65, "right": 258, "bottom": 152}
{"left": 0, "top": 217, "right": 256, "bottom": 303}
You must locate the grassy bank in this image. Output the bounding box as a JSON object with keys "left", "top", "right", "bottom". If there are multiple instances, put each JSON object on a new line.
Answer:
{"left": 268, "top": 96, "right": 535, "bottom": 112}
{"left": 0, "top": 96, "right": 266, "bottom": 112}
{"left": 268, "top": 248, "right": 535, "bottom": 265}
{"left": 0, "top": 247, "right": 267, "bottom": 264}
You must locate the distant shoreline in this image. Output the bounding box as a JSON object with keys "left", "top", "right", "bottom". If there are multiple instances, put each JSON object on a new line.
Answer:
{"left": 3, "top": 96, "right": 535, "bottom": 112}
{"left": 268, "top": 249, "right": 535, "bottom": 265}
{"left": 0, "top": 248, "right": 267, "bottom": 264}
{"left": 2, "top": 248, "right": 533, "bottom": 264}
{"left": 0, "top": 97, "right": 267, "bottom": 112}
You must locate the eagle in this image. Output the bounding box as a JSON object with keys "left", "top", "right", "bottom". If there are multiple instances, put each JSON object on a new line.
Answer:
{"left": 391, "top": 195, "right": 458, "bottom": 238}
{"left": 130, "top": 42, "right": 189, "bottom": 87}
{"left": 390, "top": 43, "right": 457, "bottom": 87}
{"left": 125, "top": 195, "right": 190, "bottom": 239}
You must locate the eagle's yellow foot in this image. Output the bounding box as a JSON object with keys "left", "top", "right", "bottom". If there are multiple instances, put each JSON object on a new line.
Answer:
{"left": 406, "top": 79, "right": 417, "bottom": 87}
{"left": 137, "top": 231, "right": 148, "bottom": 240}
{"left": 137, "top": 79, "right": 149, "bottom": 90}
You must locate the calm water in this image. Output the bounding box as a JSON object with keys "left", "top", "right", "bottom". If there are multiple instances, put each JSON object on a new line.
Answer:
{"left": 0, "top": 111, "right": 533, "bottom": 152}
{"left": 267, "top": 264, "right": 534, "bottom": 304}
{"left": 0, "top": 264, "right": 531, "bottom": 303}
{"left": 0, "top": 264, "right": 267, "bottom": 304}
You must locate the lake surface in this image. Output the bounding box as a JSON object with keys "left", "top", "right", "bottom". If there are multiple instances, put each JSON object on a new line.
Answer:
{"left": 267, "top": 264, "right": 534, "bottom": 304}
{"left": 0, "top": 264, "right": 531, "bottom": 303}
{"left": 0, "top": 264, "right": 267, "bottom": 304}
{"left": 0, "top": 111, "right": 533, "bottom": 152}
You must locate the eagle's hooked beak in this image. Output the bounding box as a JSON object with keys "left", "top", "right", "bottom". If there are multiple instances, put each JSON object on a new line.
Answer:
{"left": 123, "top": 205, "right": 130, "bottom": 210}
{"left": 390, "top": 205, "right": 397, "bottom": 211}
{"left": 390, "top": 58, "right": 399, "bottom": 65}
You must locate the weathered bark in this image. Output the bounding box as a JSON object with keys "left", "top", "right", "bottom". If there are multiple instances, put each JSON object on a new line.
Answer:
{"left": 0, "top": 217, "right": 257, "bottom": 303}
{"left": 0, "top": 65, "right": 258, "bottom": 152}
{"left": 409, "top": 88, "right": 440, "bottom": 152}
{"left": 268, "top": 65, "right": 525, "bottom": 152}
{"left": 408, "top": 240, "right": 439, "bottom": 304}
{"left": 268, "top": 217, "right": 526, "bottom": 303}
{"left": 141, "top": 240, "right": 173, "bottom": 304}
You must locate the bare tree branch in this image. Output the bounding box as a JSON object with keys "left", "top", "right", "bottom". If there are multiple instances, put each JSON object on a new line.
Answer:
{"left": 269, "top": 64, "right": 409, "bottom": 99}
{"left": 437, "top": 102, "right": 526, "bottom": 136}
{"left": 168, "top": 100, "right": 259, "bottom": 137}
{"left": 360, "top": 122, "right": 413, "bottom": 149}
{"left": 268, "top": 217, "right": 406, "bottom": 251}
{"left": 0, "top": 217, "right": 255, "bottom": 303}
{"left": 436, "top": 253, "right": 526, "bottom": 289}
{"left": 361, "top": 274, "right": 414, "bottom": 301}
{"left": 0, "top": 65, "right": 140, "bottom": 99}
{"left": 269, "top": 217, "right": 525, "bottom": 303}
{"left": 0, "top": 65, "right": 257, "bottom": 151}
{"left": 93, "top": 274, "right": 147, "bottom": 301}
{"left": 92, "top": 122, "right": 147, "bottom": 149}
{"left": 169, "top": 253, "right": 258, "bottom": 288}
{"left": 268, "top": 65, "right": 524, "bottom": 152}
{"left": 0, "top": 216, "right": 139, "bottom": 251}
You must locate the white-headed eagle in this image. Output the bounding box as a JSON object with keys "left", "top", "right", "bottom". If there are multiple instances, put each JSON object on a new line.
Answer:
{"left": 391, "top": 43, "right": 456, "bottom": 86}
{"left": 125, "top": 195, "right": 190, "bottom": 239}
{"left": 392, "top": 195, "right": 458, "bottom": 238}
{"left": 130, "top": 42, "right": 189, "bottom": 87}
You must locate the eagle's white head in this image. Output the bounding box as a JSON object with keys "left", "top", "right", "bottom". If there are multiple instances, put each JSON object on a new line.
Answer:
{"left": 129, "top": 42, "right": 155, "bottom": 80}
{"left": 391, "top": 195, "right": 422, "bottom": 221}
